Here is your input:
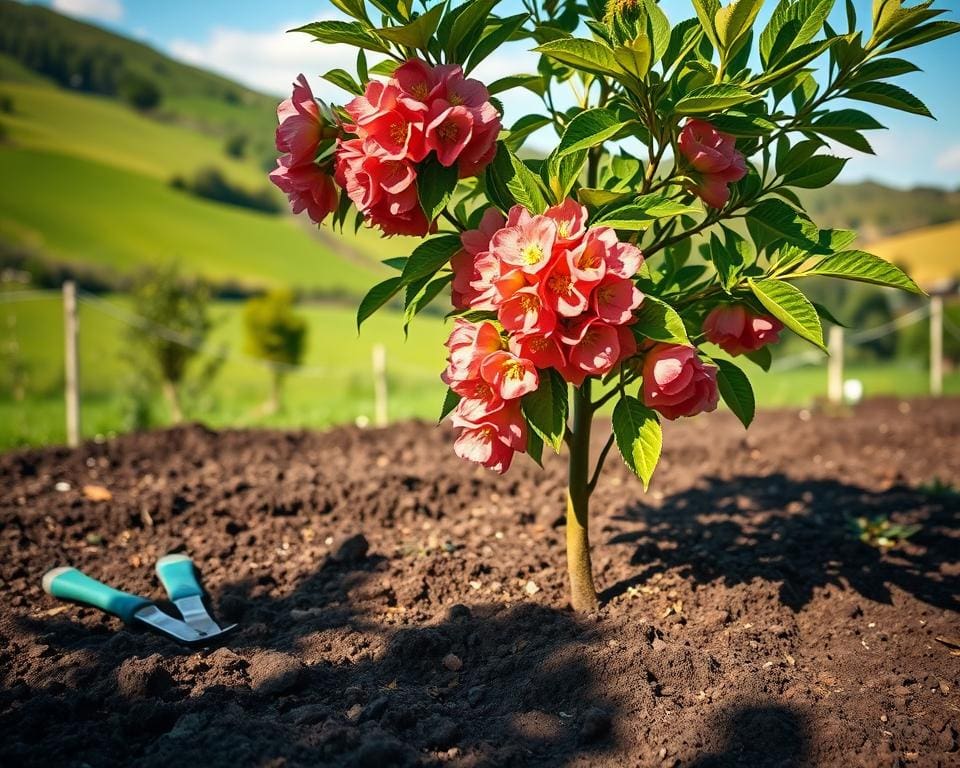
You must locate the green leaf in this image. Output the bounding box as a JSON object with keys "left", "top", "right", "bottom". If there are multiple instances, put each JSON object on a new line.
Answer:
{"left": 448, "top": 0, "right": 500, "bottom": 61}
{"left": 417, "top": 159, "right": 460, "bottom": 223}
{"left": 291, "top": 20, "right": 390, "bottom": 53}
{"left": 744, "top": 345, "right": 772, "bottom": 371}
{"left": 745, "top": 199, "right": 826, "bottom": 252}
{"left": 484, "top": 142, "right": 549, "bottom": 214}
{"left": 594, "top": 195, "right": 700, "bottom": 229}
{"left": 557, "top": 109, "right": 633, "bottom": 157}
{"left": 748, "top": 278, "right": 825, "bottom": 350}
{"left": 521, "top": 369, "right": 568, "bottom": 453}
{"left": 810, "top": 109, "right": 885, "bottom": 152}
{"left": 801, "top": 250, "right": 923, "bottom": 294}
{"left": 400, "top": 234, "right": 462, "bottom": 286}
{"left": 357, "top": 276, "right": 402, "bottom": 329}
{"left": 691, "top": 0, "right": 722, "bottom": 49}
{"left": 715, "top": 0, "right": 765, "bottom": 59}
{"left": 546, "top": 148, "right": 587, "bottom": 203}
{"left": 526, "top": 428, "right": 544, "bottom": 468}
{"left": 488, "top": 74, "right": 545, "bottom": 96}
{"left": 713, "top": 358, "right": 755, "bottom": 428}
{"left": 404, "top": 274, "right": 452, "bottom": 334}
{"left": 612, "top": 396, "right": 662, "bottom": 490}
{"left": 577, "top": 188, "right": 633, "bottom": 207}
{"left": 439, "top": 388, "right": 461, "bottom": 423}
{"left": 504, "top": 114, "right": 552, "bottom": 152}
{"left": 631, "top": 296, "right": 690, "bottom": 344}
{"left": 674, "top": 84, "right": 759, "bottom": 115}
{"left": 382, "top": 256, "right": 408, "bottom": 271}
{"left": 322, "top": 68, "right": 363, "bottom": 95}
{"left": 466, "top": 13, "right": 529, "bottom": 73}
{"left": 613, "top": 36, "right": 653, "bottom": 79}
{"left": 782, "top": 154, "right": 847, "bottom": 188}
{"left": 377, "top": 2, "right": 445, "bottom": 49}
{"left": 881, "top": 20, "right": 960, "bottom": 55}
{"left": 761, "top": 0, "right": 835, "bottom": 67}
{"left": 534, "top": 38, "right": 622, "bottom": 78}
{"left": 844, "top": 81, "right": 932, "bottom": 117}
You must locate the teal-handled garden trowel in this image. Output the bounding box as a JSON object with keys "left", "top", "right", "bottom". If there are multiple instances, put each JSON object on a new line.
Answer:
{"left": 42, "top": 555, "right": 235, "bottom": 644}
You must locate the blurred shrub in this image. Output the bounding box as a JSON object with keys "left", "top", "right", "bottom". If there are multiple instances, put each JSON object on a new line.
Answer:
{"left": 224, "top": 132, "right": 248, "bottom": 159}
{"left": 124, "top": 263, "right": 215, "bottom": 423}
{"left": 170, "top": 166, "right": 281, "bottom": 213}
{"left": 243, "top": 289, "right": 307, "bottom": 414}
{"left": 118, "top": 72, "right": 162, "bottom": 110}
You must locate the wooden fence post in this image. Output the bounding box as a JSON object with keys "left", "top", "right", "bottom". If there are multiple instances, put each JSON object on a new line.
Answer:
{"left": 827, "top": 325, "right": 844, "bottom": 405}
{"left": 930, "top": 295, "right": 943, "bottom": 396}
{"left": 372, "top": 343, "right": 388, "bottom": 427}
{"left": 63, "top": 281, "right": 80, "bottom": 447}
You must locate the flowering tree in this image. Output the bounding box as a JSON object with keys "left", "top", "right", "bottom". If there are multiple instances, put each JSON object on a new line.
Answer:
{"left": 271, "top": 0, "right": 957, "bottom": 611}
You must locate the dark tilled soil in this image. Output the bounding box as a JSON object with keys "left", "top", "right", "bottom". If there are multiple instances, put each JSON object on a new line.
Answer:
{"left": 1, "top": 398, "right": 959, "bottom": 768}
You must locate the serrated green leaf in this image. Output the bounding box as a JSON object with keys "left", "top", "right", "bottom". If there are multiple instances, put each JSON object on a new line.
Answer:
{"left": 595, "top": 195, "right": 701, "bottom": 229}
{"left": 534, "top": 38, "right": 622, "bottom": 78}
{"left": 322, "top": 68, "right": 363, "bottom": 95}
{"left": 782, "top": 154, "right": 847, "bottom": 188}
{"left": 558, "top": 109, "right": 633, "bottom": 158}
{"left": 504, "top": 114, "right": 552, "bottom": 152}
{"left": 748, "top": 277, "right": 825, "bottom": 349}
{"left": 713, "top": 358, "right": 755, "bottom": 428}
{"left": 377, "top": 2, "right": 445, "bottom": 49}
{"left": 881, "top": 20, "right": 960, "bottom": 55}
{"left": 291, "top": 20, "right": 390, "bottom": 53}
{"left": 844, "top": 81, "right": 932, "bottom": 117}
{"left": 439, "top": 388, "right": 461, "bottom": 422}
{"left": 745, "top": 199, "right": 827, "bottom": 252}
{"left": 404, "top": 274, "right": 452, "bottom": 334}
{"left": 417, "top": 159, "right": 460, "bottom": 223}
{"left": 484, "top": 142, "right": 549, "bottom": 214}
{"left": 674, "top": 84, "right": 759, "bottom": 115}
{"left": 400, "top": 235, "right": 462, "bottom": 286}
{"left": 466, "top": 13, "right": 529, "bottom": 73}
{"left": 448, "top": 0, "right": 500, "bottom": 61}
{"left": 357, "top": 276, "right": 402, "bottom": 329}
{"left": 631, "top": 296, "right": 690, "bottom": 344}
{"left": 521, "top": 369, "right": 568, "bottom": 452}
{"left": 802, "top": 250, "right": 923, "bottom": 294}
{"left": 612, "top": 396, "right": 662, "bottom": 490}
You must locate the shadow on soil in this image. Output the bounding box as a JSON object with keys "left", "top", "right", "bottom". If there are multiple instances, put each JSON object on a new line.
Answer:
{"left": 601, "top": 473, "right": 959, "bottom": 612}
{"left": 3, "top": 554, "right": 620, "bottom": 767}
{"left": 689, "top": 703, "right": 809, "bottom": 767}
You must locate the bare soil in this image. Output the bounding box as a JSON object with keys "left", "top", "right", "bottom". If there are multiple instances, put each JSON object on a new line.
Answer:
{"left": 1, "top": 398, "right": 958, "bottom": 767}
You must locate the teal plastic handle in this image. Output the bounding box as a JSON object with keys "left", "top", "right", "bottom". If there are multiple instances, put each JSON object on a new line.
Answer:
{"left": 42, "top": 567, "right": 152, "bottom": 623}
{"left": 155, "top": 554, "right": 203, "bottom": 601}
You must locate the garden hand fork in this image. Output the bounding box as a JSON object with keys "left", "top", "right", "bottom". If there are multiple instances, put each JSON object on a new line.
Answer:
{"left": 154, "top": 553, "right": 231, "bottom": 637}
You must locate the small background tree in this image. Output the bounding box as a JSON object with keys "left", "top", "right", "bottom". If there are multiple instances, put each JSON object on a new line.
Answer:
{"left": 125, "top": 263, "right": 213, "bottom": 423}
{"left": 243, "top": 289, "right": 307, "bottom": 414}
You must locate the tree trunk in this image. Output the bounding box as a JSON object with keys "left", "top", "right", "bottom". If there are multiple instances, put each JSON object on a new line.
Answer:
{"left": 162, "top": 380, "right": 182, "bottom": 423}
{"left": 566, "top": 380, "right": 599, "bottom": 612}
{"left": 268, "top": 369, "right": 283, "bottom": 415}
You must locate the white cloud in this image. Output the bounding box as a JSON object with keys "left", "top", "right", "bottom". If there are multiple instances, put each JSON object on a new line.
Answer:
{"left": 52, "top": 0, "right": 123, "bottom": 23}
{"left": 935, "top": 144, "right": 960, "bottom": 172}
{"left": 165, "top": 18, "right": 541, "bottom": 115}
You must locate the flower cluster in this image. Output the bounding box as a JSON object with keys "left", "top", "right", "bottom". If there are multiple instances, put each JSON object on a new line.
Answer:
{"left": 451, "top": 199, "right": 644, "bottom": 386}
{"left": 678, "top": 119, "right": 747, "bottom": 209}
{"left": 440, "top": 319, "right": 532, "bottom": 473}
{"left": 641, "top": 344, "right": 719, "bottom": 420}
{"left": 269, "top": 75, "right": 339, "bottom": 224}
{"left": 335, "top": 59, "right": 501, "bottom": 236}
{"left": 703, "top": 305, "right": 784, "bottom": 356}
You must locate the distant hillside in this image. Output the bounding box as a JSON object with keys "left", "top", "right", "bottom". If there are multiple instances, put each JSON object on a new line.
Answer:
{"left": 0, "top": 0, "right": 276, "bottom": 160}
{"left": 868, "top": 221, "right": 960, "bottom": 289}
{"left": 799, "top": 182, "right": 960, "bottom": 242}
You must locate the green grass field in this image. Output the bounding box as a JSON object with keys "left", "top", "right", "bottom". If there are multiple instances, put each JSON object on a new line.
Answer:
{"left": 0, "top": 81, "right": 413, "bottom": 293}
{"left": 2, "top": 290, "right": 957, "bottom": 451}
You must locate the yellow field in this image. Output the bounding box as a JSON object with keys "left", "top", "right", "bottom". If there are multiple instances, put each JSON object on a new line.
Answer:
{"left": 868, "top": 221, "right": 960, "bottom": 290}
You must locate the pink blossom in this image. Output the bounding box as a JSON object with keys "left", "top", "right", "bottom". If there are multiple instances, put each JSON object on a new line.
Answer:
{"left": 545, "top": 198, "right": 588, "bottom": 245}
{"left": 498, "top": 286, "right": 557, "bottom": 336}
{"left": 509, "top": 333, "right": 567, "bottom": 371}
{"left": 592, "top": 275, "right": 643, "bottom": 325}
{"left": 453, "top": 378, "right": 504, "bottom": 422}
{"left": 539, "top": 255, "right": 591, "bottom": 317}
{"left": 275, "top": 74, "right": 323, "bottom": 165}
{"left": 479, "top": 350, "right": 539, "bottom": 400}
{"left": 703, "top": 305, "right": 783, "bottom": 356}
{"left": 269, "top": 156, "right": 338, "bottom": 225}
{"left": 492, "top": 215, "right": 558, "bottom": 274}
{"left": 641, "top": 344, "right": 719, "bottom": 420}
{"left": 560, "top": 317, "right": 622, "bottom": 376}
{"left": 678, "top": 119, "right": 747, "bottom": 209}
{"left": 426, "top": 102, "right": 475, "bottom": 167}
{"left": 441, "top": 319, "right": 503, "bottom": 394}
{"left": 451, "top": 401, "right": 526, "bottom": 473}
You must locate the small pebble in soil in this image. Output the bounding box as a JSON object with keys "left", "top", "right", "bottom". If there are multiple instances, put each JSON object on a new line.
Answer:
{"left": 524, "top": 580, "right": 540, "bottom": 596}
{"left": 442, "top": 653, "right": 463, "bottom": 671}
{"left": 246, "top": 651, "right": 305, "bottom": 695}
{"left": 332, "top": 533, "right": 369, "bottom": 564}
{"left": 579, "top": 707, "right": 612, "bottom": 743}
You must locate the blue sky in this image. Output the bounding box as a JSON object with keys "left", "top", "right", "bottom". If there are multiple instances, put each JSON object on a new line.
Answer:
{"left": 32, "top": 0, "right": 960, "bottom": 188}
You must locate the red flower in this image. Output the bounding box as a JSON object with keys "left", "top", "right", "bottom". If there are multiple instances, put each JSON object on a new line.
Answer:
{"left": 703, "top": 305, "right": 783, "bottom": 356}
{"left": 678, "top": 119, "right": 747, "bottom": 209}
{"left": 641, "top": 344, "right": 719, "bottom": 420}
